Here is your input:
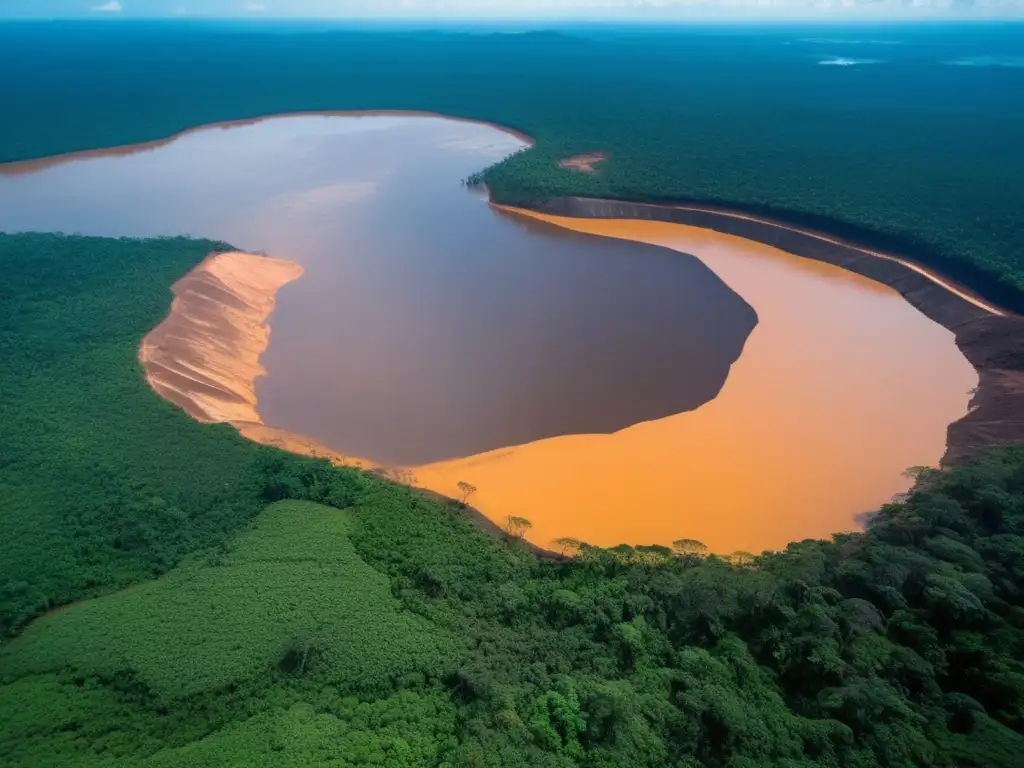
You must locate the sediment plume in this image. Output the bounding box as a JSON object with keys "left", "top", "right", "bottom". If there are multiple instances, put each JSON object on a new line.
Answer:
{"left": 412, "top": 209, "right": 978, "bottom": 554}
{"left": 139, "top": 251, "right": 304, "bottom": 424}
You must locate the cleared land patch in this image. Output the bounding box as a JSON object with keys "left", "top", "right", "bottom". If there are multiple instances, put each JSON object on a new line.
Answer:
{"left": 0, "top": 501, "right": 455, "bottom": 703}
{"left": 557, "top": 152, "right": 607, "bottom": 174}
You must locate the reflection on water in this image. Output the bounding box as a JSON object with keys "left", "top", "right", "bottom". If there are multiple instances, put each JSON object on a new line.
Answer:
{"left": 0, "top": 115, "right": 755, "bottom": 465}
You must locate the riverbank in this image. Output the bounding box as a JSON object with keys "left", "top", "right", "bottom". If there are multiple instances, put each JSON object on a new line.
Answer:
{"left": 118, "top": 113, "right": 1018, "bottom": 553}
{"left": 139, "top": 250, "right": 303, "bottom": 424}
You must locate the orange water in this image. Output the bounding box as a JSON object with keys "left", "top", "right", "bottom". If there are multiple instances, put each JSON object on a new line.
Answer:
{"left": 413, "top": 211, "right": 977, "bottom": 554}
{"left": 0, "top": 115, "right": 977, "bottom": 554}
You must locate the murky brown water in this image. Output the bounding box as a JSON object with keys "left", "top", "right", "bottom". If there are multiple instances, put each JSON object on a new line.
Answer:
{"left": 0, "top": 114, "right": 977, "bottom": 552}
{"left": 417, "top": 212, "right": 978, "bottom": 552}
{"left": 0, "top": 115, "right": 756, "bottom": 464}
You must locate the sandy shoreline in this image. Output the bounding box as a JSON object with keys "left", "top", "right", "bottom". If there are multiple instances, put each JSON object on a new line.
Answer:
{"left": 86, "top": 112, "right": 1021, "bottom": 554}
{"left": 139, "top": 251, "right": 304, "bottom": 424}
{"left": 139, "top": 249, "right": 391, "bottom": 474}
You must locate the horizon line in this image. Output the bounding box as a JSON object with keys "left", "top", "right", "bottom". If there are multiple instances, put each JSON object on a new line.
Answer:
{"left": 3, "top": 16, "right": 1024, "bottom": 24}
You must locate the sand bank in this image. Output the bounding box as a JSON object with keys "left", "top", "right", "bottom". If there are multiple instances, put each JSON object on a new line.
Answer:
{"left": 114, "top": 113, "right": 1018, "bottom": 555}
{"left": 140, "top": 250, "right": 388, "bottom": 472}
{"left": 138, "top": 209, "right": 987, "bottom": 556}
{"left": 410, "top": 209, "right": 978, "bottom": 554}
{"left": 140, "top": 251, "right": 303, "bottom": 424}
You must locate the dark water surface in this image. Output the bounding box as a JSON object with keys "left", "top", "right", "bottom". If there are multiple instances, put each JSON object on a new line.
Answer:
{"left": 0, "top": 115, "right": 756, "bottom": 464}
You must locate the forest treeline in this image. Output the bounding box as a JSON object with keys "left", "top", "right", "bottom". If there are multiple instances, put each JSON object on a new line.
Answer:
{"left": 2, "top": 233, "right": 1024, "bottom": 765}
{"left": 2, "top": 21, "right": 1024, "bottom": 766}
{"left": 1, "top": 23, "right": 1022, "bottom": 308}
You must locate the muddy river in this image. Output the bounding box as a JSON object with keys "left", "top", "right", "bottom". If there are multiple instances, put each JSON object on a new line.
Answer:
{"left": 0, "top": 114, "right": 977, "bottom": 553}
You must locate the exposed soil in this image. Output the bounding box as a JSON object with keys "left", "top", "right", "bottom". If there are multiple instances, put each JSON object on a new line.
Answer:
{"left": 558, "top": 152, "right": 607, "bottom": 174}
{"left": 139, "top": 251, "right": 303, "bottom": 424}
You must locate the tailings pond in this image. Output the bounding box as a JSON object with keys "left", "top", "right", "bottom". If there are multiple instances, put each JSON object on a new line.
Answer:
{"left": 0, "top": 114, "right": 978, "bottom": 552}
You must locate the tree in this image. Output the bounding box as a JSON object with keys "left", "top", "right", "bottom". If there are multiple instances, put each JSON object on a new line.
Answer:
{"left": 504, "top": 516, "right": 532, "bottom": 540}
{"left": 672, "top": 539, "right": 708, "bottom": 558}
{"left": 456, "top": 480, "right": 477, "bottom": 506}
{"left": 727, "top": 551, "right": 756, "bottom": 567}
{"left": 554, "top": 537, "right": 584, "bottom": 557}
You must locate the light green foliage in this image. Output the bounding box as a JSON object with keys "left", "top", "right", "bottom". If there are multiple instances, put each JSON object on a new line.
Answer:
{"left": 142, "top": 696, "right": 458, "bottom": 768}
{"left": 0, "top": 502, "right": 456, "bottom": 701}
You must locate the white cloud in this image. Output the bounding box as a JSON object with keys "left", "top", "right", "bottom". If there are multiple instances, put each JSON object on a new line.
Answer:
{"left": 244, "top": 2, "right": 266, "bottom": 10}
{"left": 90, "top": 0, "right": 121, "bottom": 11}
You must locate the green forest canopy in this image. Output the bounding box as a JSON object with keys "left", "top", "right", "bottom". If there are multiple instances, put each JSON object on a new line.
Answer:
{"left": 2, "top": 21, "right": 1024, "bottom": 767}
{"left": 0, "top": 22, "right": 1022, "bottom": 307}
{"left": 1, "top": 227, "right": 1024, "bottom": 765}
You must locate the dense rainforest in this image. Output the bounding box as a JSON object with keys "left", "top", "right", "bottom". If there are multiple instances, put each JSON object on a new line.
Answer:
{"left": 3, "top": 20, "right": 1024, "bottom": 767}
{"left": 2, "top": 231, "right": 1024, "bottom": 766}
{"left": 0, "top": 22, "right": 1023, "bottom": 307}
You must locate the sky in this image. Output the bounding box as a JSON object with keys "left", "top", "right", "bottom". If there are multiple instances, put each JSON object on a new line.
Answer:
{"left": 1, "top": 0, "right": 1022, "bottom": 21}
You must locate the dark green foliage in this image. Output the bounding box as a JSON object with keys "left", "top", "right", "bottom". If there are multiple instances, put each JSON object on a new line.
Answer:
{"left": 0, "top": 232, "right": 270, "bottom": 635}
{"left": 2, "top": 21, "right": 1024, "bottom": 760}
{"left": 338, "top": 446, "right": 1024, "bottom": 766}
{"left": 2, "top": 230, "right": 1024, "bottom": 763}
{"left": 1, "top": 23, "right": 1023, "bottom": 306}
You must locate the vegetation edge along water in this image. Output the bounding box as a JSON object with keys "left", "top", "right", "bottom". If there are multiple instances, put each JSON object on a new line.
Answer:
{"left": 2, "top": 229, "right": 1024, "bottom": 767}
{"left": 1, "top": 24, "right": 1022, "bottom": 310}
{"left": 3, "top": 23, "right": 1024, "bottom": 767}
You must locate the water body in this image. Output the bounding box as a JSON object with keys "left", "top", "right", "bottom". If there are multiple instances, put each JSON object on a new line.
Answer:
{"left": 0, "top": 115, "right": 755, "bottom": 464}
{"left": 0, "top": 114, "right": 976, "bottom": 552}
{"left": 418, "top": 214, "right": 978, "bottom": 552}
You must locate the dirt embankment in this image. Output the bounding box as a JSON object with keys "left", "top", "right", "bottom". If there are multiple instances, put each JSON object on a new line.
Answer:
{"left": 140, "top": 251, "right": 304, "bottom": 424}
{"left": 520, "top": 197, "right": 1024, "bottom": 465}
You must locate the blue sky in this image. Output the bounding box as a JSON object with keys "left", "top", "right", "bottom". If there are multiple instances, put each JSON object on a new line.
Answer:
{"left": 1, "top": 0, "right": 1022, "bottom": 20}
